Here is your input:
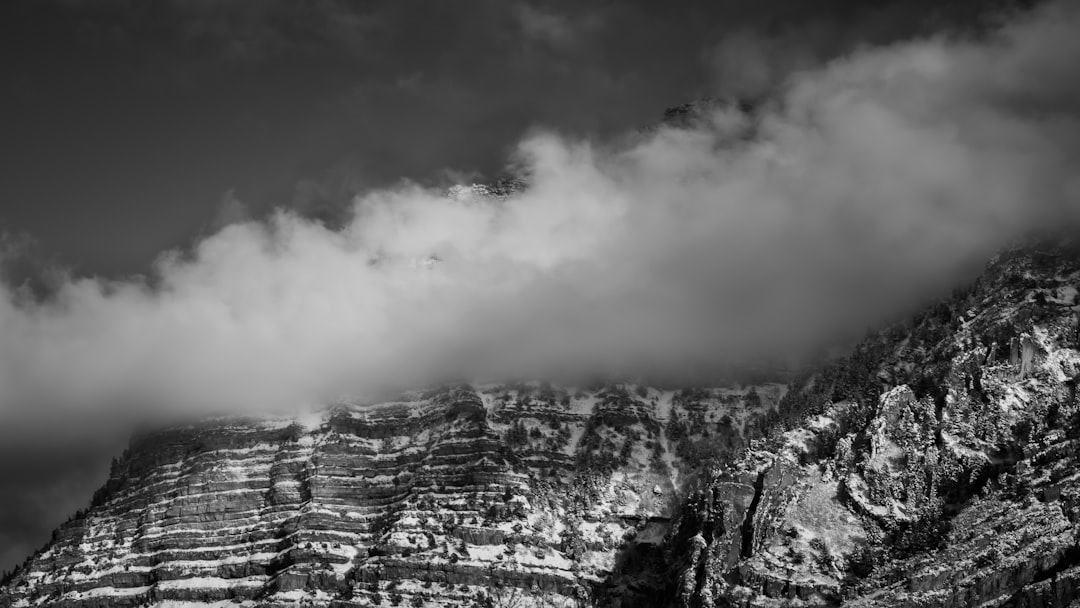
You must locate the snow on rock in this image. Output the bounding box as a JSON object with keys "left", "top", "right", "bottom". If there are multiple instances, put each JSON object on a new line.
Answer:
{"left": 0, "top": 380, "right": 785, "bottom": 608}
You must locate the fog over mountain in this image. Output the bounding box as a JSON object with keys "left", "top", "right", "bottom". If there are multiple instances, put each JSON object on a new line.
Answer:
{"left": 2, "top": 0, "right": 1078, "bottom": 426}
{"left": 1, "top": 0, "right": 1079, "bottom": 582}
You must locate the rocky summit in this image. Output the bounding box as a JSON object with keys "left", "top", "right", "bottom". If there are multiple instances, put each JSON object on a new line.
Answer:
{"left": 2, "top": 240, "right": 1080, "bottom": 607}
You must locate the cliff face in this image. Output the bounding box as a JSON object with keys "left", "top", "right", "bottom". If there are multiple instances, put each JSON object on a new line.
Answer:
{"left": 0, "top": 381, "right": 784, "bottom": 608}
{"left": 670, "top": 239, "right": 1080, "bottom": 607}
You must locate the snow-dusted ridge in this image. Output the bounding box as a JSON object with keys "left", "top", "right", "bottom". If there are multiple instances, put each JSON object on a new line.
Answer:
{"left": 0, "top": 381, "right": 779, "bottom": 608}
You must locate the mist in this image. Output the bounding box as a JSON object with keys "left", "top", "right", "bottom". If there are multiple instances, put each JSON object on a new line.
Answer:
{"left": 1, "top": 0, "right": 1078, "bottom": 432}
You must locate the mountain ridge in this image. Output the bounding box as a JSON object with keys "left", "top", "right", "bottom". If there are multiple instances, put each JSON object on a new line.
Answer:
{"left": 2, "top": 239, "right": 1078, "bottom": 607}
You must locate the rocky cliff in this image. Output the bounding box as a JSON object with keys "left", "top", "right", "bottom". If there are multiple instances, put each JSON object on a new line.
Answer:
{"left": 669, "top": 238, "right": 1080, "bottom": 607}
{"left": 0, "top": 381, "right": 783, "bottom": 608}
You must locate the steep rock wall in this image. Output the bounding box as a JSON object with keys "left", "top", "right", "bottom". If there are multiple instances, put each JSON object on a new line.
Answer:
{"left": 0, "top": 384, "right": 781, "bottom": 608}
{"left": 671, "top": 240, "right": 1080, "bottom": 607}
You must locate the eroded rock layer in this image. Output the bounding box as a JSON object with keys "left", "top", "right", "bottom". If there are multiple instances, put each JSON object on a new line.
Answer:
{"left": 0, "top": 382, "right": 782, "bottom": 607}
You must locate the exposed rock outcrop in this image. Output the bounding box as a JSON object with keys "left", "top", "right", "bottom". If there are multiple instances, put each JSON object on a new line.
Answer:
{"left": 671, "top": 238, "right": 1080, "bottom": 607}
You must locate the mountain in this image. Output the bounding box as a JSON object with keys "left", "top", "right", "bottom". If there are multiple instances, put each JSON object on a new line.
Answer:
{"left": 0, "top": 379, "right": 786, "bottom": 608}
{"left": 1, "top": 239, "right": 1078, "bottom": 607}
{"left": 669, "top": 237, "right": 1080, "bottom": 607}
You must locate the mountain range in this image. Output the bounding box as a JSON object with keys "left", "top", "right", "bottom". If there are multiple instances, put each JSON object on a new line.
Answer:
{"left": 1, "top": 235, "right": 1078, "bottom": 607}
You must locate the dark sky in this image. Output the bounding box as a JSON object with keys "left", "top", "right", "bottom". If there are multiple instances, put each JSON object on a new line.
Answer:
{"left": 0, "top": 0, "right": 999, "bottom": 277}
{"left": 1, "top": 0, "right": 711, "bottom": 277}
{"left": 0, "top": 0, "right": 1031, "bottom": 577}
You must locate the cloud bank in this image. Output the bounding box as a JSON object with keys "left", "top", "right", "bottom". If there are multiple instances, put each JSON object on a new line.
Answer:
{"left": 1, "top": 1, "right": 1079, "bottom": 429}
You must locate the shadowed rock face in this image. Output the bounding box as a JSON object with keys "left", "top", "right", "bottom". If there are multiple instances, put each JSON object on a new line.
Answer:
{"left": 669, "top": 239, "right": 1080, "bottom": 608}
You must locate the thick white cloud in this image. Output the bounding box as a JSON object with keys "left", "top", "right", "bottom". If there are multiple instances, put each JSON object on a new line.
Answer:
{"left": 1, "top": 1, "right": 1078, "bottom": 428}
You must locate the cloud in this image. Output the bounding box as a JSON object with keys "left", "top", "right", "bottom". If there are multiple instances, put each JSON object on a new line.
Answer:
{"left": 209, "top": 189, "right": 252, "bottom": 232}
{"left": 698, "top": 0, "right": 1035, "bottom": 101}
{"left": 514, "top": 2, "right": 602, "bottom": 50}
{"left": 49, "top": 0, "right": 383, "bottom": 67}
{"left": 164, "top": 0, "right": 382, "bottom": 62}
{"left": 704, "top": 27, "right": 834, "bottom": 101}
{"left": 0, "top": 1, "right": 1078, "bottom": 434}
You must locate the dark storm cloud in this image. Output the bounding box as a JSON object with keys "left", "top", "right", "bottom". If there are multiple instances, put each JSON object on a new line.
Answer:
{"left": 700, "top": 0, "right": 1042, "bottom": 100}
{"left": 0, "top": 0, "right": 1021, "bottom": 275}
{"left": 513, "top": 2, "right": 606, "bottom": 51}
{"left": 51, "top": 0, "right": 382, "bottom": 64}
{"left": 0, "top": 0, "right": 707, "bottom": 276}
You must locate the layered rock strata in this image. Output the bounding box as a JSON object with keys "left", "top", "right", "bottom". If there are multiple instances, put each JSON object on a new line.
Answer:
{"left": 0, "top": 383, "right": 782, "bottom": 607}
